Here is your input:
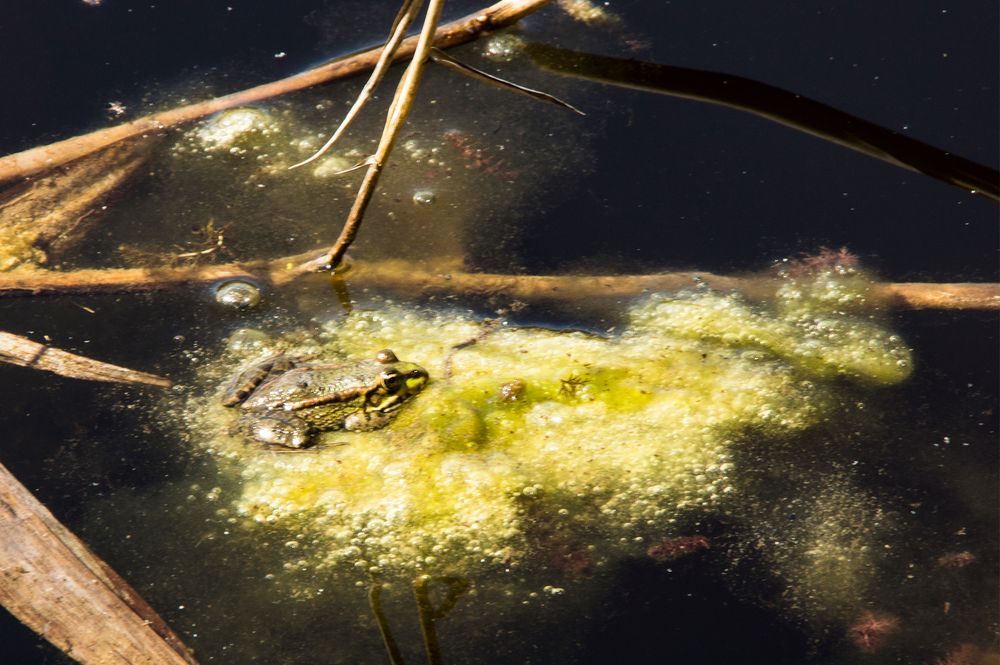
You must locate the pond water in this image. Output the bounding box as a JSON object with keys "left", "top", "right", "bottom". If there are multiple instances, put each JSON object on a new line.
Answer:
{"left": 0, "top": 1, "right": 997, "bottom": 664}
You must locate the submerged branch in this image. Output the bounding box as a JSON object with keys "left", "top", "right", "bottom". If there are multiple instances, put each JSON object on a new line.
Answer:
{"left": 0, "top": 257, "right": 995, "bottom": 310}
{"left": 0, "top": 330, "right": 172, "bottom": 387}
{"left": 368, "top": 582, "right": 405, "bottom": 665}
{"left": 0, "top": 0, "right": 553, "bottom": 185}
{"left": 527, "top": 43, "right": 1000, "bottom": 201}
{"left": 0, "top": 139, "right": 158, "bottom": 271}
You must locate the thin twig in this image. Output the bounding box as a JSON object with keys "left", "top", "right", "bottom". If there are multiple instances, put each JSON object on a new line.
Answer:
{"left": 0, "top": 256, "right": 996, "bottom": 310}
{"left": 430, "top": 47, "right": 585, "bottom": 115}
{"left": 314, "top": 0, "right": 447, "bottom": 271}
{"left": 0, "top": 0, "right": 553, "bottom": 185}
{"left": 290, "top": 0, "right": 423, "bottom": 170}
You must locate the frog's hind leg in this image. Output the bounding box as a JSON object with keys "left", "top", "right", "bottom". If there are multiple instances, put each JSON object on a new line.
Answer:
{"left": 221, "top": 354, "right": 301, "bottom": 407}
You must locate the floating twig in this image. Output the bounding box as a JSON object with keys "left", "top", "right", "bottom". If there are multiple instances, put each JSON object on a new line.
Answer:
{"left": 0, "top": 330, "right": 171, "bottom": 387}
{"left": 0, "top": 255, "right": 995, "bottom": 310}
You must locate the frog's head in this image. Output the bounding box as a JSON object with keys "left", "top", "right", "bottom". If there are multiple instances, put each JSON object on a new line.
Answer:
{"left": 368, "top": 350, "right": 429, "bottom": 412}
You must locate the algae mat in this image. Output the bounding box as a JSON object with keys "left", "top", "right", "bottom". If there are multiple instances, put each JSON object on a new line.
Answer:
{"left": 180, "top": 269, "right": 910, "bottom": 593}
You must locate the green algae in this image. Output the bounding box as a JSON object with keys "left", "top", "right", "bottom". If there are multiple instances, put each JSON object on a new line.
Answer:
{"left": 184, "top": 270, "right": 911, "bottom": 590}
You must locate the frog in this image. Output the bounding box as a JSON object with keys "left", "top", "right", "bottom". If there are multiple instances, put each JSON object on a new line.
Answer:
{"left": 221, "top": 349, "right": 429, "bottom": 448}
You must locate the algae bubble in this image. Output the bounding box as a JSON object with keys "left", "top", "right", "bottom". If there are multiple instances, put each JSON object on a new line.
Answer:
{"left": 179, "top": 268, "right": 911, "bottom": 597}
{"left": 213, "top": 279, "right": 261, "bottom": 309}
{"left": 190, "top": 107, "right": 282, "bottom": 154}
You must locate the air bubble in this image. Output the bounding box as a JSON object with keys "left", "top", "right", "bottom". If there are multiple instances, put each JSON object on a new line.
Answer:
{"left": 214, "top": 280, "right": 262, "bottom": 309}
{"left": 483, "top": 34, "right": 524, "bottom": 62}
{"left": 412, "top": 189, "right": 436, "bottom": 205}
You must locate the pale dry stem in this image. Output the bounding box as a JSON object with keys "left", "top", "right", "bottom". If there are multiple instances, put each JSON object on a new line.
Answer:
{"left": 289, "top": 0, "right": 424, "bottom": 170}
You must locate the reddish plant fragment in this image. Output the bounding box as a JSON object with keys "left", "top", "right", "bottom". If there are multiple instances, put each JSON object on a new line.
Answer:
{"left": 646, "top": 535, "right": 711, "bottom": 562}
{"left": 848, "top": 611, "right": 899, "bottom": 653}
{"left": 444, "top": 129, "right": 517, "bottom": 180}
{"left": 936, "top": 551, "right": 977, "bottom": 568}
{"left": 777, "top": 246, "right": 860, "bottom": 277}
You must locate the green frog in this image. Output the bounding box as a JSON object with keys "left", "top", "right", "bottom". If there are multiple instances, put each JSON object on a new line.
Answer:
{"left": 222, "top": 349, "right": 429, "bottom": 448}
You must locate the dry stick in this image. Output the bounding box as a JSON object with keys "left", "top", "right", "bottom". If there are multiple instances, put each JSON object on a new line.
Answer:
{"left": 0, "top": 258, "right": 996, "bottom": 310}
{"left": 0, "top": 460, "right": 198, "bottom": 665}
{"left": 0, "top": 330, "right": 172, "bottom": 387}
{"left": 0, "top": 0, "right": 554, "bottom": 185}
{"left": 309, "top": 0, "right": 447, "bottom": 273}
{"left": 289, "top": 0, "right": 423, "bottom": 170}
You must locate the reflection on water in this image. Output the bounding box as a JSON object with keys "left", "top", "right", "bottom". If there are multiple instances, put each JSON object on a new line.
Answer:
{"left": 0, "top": 1, "right": 996, "bottom": 664}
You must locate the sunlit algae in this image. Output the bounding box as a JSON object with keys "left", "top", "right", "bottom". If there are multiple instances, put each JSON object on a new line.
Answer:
{"left": 184, "top": 268, "right": 910, "bottom": 587}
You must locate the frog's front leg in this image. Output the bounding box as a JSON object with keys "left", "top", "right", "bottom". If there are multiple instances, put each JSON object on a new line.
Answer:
{"left": 344, "top": 410, "right": 393, "bottom": 432}
{"left": 236, "top": 411, "right": 313, "bottom": 449}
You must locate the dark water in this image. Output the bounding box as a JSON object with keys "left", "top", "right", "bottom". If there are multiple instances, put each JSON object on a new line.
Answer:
{"left": 0, "top": 1, "right": 996, "bottom": 663}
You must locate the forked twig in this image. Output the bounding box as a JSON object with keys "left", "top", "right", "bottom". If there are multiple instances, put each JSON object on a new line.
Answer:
{"left": 312, "top": 0, "right": 447, "bottom": 272}
{"left": 413, "top": 575, "right": 470, "bottom": 665}
{"left": 289, "top": 0, "right": 424, "bottom": 170}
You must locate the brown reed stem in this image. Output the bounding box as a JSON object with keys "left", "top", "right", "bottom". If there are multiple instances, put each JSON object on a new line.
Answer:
{"left": 0, "top": 330, "right": 171, "bottom": 387}
{"left": 0, "top": 461, "right": 198, "bottom": 664}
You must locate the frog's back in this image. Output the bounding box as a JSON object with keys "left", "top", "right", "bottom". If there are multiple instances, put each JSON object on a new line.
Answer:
{"left": 240, "top": 360, "right": 380, "bottom": 411}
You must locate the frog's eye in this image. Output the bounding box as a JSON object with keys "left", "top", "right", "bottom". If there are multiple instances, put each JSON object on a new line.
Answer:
{"left": 375, "top": 349, "right": 398, "bottom": 364}
{"left": 379, "top": 369, "right": 403, "bottom": 391}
